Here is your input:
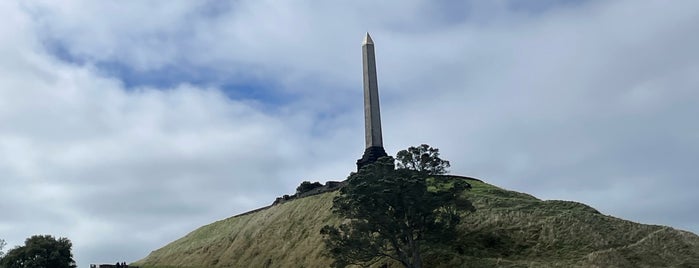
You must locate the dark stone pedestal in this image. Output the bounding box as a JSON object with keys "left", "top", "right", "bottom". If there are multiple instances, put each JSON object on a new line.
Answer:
{"left": 356, "top": 146, "right": 388, "bottom": 170}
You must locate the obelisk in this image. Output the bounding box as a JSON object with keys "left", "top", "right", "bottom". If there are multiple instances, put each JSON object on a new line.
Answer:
{"left": 357, "top": 33, "right": 388, "bottom": 170}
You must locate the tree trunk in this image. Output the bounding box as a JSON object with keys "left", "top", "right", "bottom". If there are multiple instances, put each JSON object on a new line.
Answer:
{"left": 405, "top": 235, "right": 422, "bottom": 268}
{"left": 411, "top": 243, "right": 422, "bottom": 268}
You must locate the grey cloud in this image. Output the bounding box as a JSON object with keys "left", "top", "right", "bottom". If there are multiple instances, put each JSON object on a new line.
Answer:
{"left": 2, "top": 0, "right": 699, "bottom": 266}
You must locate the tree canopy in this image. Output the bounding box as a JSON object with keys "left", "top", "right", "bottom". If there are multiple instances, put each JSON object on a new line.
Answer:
{"left": 0, "top": 239, "right": 5, "bottom": 257}
{"left": 296, "top": 181, "right": 324, "bottom": 194}
{"left": 0, "top": 235, "right": 76, "bottom": 268}
{"left": 321, "top": 156, "right": 473, "bottom": 268}
{"left": 396, "top": 144, "right": 451, "bottom": 175}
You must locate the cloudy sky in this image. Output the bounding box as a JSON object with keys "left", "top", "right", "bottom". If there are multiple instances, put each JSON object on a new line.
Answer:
{"left": 1, "top": 0, "right": 697, "bottom": 265}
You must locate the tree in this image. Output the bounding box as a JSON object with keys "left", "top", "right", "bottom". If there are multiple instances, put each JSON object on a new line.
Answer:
{"left": 0, "top": 239, "right": 5, "bottom": 257}
{"left": 320, "top": 157, "right": 474, "bottom": 268}
{"left": 296, "top": 181, "right": 323, "bottom": 194}
{"left": 0, "top": 235, "right": 76, "bottom": 268}
{"left": 396, "top": 144, "right": 450, "bottom": 175}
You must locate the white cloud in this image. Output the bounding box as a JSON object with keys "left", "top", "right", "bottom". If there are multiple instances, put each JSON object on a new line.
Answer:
{"left": 1, "top": 0, "right": 698, "bottom": 266}
{"left": 0, "top": 2, "right": 324, "bottom": 264}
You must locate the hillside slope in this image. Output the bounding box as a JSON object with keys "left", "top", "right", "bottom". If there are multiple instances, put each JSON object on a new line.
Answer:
{"left": 135, "top": 178, "right": 699, "bottom": 268}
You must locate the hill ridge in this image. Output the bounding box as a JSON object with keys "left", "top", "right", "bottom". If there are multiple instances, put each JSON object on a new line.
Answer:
{"left": 135, "top": 176, "right": 699, "bottom": 268}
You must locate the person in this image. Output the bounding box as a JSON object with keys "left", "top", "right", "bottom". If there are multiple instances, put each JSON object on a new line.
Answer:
{"left": 116, "top": 262, "right": 121, "bottom": 268}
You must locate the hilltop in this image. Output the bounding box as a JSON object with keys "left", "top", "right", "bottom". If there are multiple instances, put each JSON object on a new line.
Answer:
{"left": 134, "top": 177, "right": 699, "bottom": 267}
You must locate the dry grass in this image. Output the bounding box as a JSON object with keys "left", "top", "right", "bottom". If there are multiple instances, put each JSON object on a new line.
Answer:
{"left": 136, "top": 192, "right": 341, "bottom": 268}
{"left": 134, "top": 178, "right": 699, "bottom": 268}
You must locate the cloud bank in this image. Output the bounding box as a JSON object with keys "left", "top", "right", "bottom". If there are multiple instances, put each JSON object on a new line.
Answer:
{"left": 0, "top": 0, "right": 697, "bottom": 265}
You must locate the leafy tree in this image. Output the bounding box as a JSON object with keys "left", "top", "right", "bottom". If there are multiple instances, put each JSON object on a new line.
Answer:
{"left": 320, "top": 157, "right": 474, "bottom": 268}
{"left": 396, "top": 144, "right": 451, "bottom": 175}
{"left": 0, "top": 235, "right": 76, "bottom": 268}
{"left": 0, "top": 239, "right": 5, "bottom": 257}
{"left": 296, "top": 181, "right": 323, "bottom": 194}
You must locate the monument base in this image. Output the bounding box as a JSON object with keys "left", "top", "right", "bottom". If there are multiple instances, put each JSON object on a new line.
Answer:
{"left": 356, "top": 146, "right": 388, "bottom": 170}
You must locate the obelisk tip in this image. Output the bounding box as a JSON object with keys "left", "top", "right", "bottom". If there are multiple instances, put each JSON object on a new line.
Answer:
{"left": 363, "top": 32, "right": 374, "bottom": 45}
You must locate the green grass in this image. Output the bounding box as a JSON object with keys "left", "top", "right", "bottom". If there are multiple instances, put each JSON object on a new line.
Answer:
{"left": 134, "top": 177, "right": 699, "bottom": 268}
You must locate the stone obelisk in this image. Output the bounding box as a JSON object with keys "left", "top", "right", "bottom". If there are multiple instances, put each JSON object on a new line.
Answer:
{"left": 357, "top": 33, "right": 388, "bottom": 170}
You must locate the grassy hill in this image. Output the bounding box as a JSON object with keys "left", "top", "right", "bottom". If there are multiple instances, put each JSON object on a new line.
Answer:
{"left": 134, "top": 177, "right": 699, "bottom": 268}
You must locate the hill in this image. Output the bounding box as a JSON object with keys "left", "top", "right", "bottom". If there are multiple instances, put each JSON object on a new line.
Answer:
{"left": 134, "top": 177, "right": 699, "bottom": 267}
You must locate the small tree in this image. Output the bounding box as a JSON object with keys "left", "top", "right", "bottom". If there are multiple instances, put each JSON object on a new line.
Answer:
{"left": 396, "top": 144, "right": 450, "bottom": 175}
{"left": 0, "top": 235, "right": 76, "bottom": 268}
{"left": 0, "top": 238, "right": 5, "bottom": 257}
{"left": 321, "top": 157, "right": 473, "bottom": 268}
{"left": 296, "top": 181, "right": 324, "bottom": 194}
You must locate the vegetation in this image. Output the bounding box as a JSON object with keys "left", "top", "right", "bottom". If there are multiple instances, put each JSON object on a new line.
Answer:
{"left": 296, "top": 181, "right": 324, "bottom": 194}
{"left": 0, "top": 239, "right": 5, "bottom": 257}
{"left": 0, "top": 235, "right": 76, "bottom": 268}
{"left": 320, "top": 157, "right": 473, "bottom": 268}
{"left": 134, "top": 178, "right": 699, "bottom": 268}
{"left": 396, "top": 144, "right": 450, "bottom": 175}
{"left": 135, "top": 192, "right": 340, "bottom": 268}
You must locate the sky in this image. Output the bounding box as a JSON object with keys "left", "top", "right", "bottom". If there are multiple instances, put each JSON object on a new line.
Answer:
{"left": 0, "top": 0, "right": 698, "bottom": 266}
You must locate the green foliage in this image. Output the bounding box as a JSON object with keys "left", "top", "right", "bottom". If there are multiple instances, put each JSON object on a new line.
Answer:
{"left": 296, "top": 181, "right": 323, "bottom": 194}
{"left": 0, "top": 235, "right": 76, "bottom": 268}
{"left": 0, "top": 239, "right": 5, "bottom": 257}
{"left": 320, "top": 157, "right": 474, "bottom": 268}
{"left": 396, "top": 144, "right": 450, "bottom": 175}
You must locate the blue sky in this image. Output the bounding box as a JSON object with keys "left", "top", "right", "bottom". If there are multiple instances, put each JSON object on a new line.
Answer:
{"left": 45, "top": 32, "right": 293, "bottom": 107}
{"left": 1, "top": 0, "right": 698, "bottom": 266}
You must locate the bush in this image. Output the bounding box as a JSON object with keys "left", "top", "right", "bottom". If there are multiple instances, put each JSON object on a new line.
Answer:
{"left": 296, "top": 181, "right": 323, "bottom": 194}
